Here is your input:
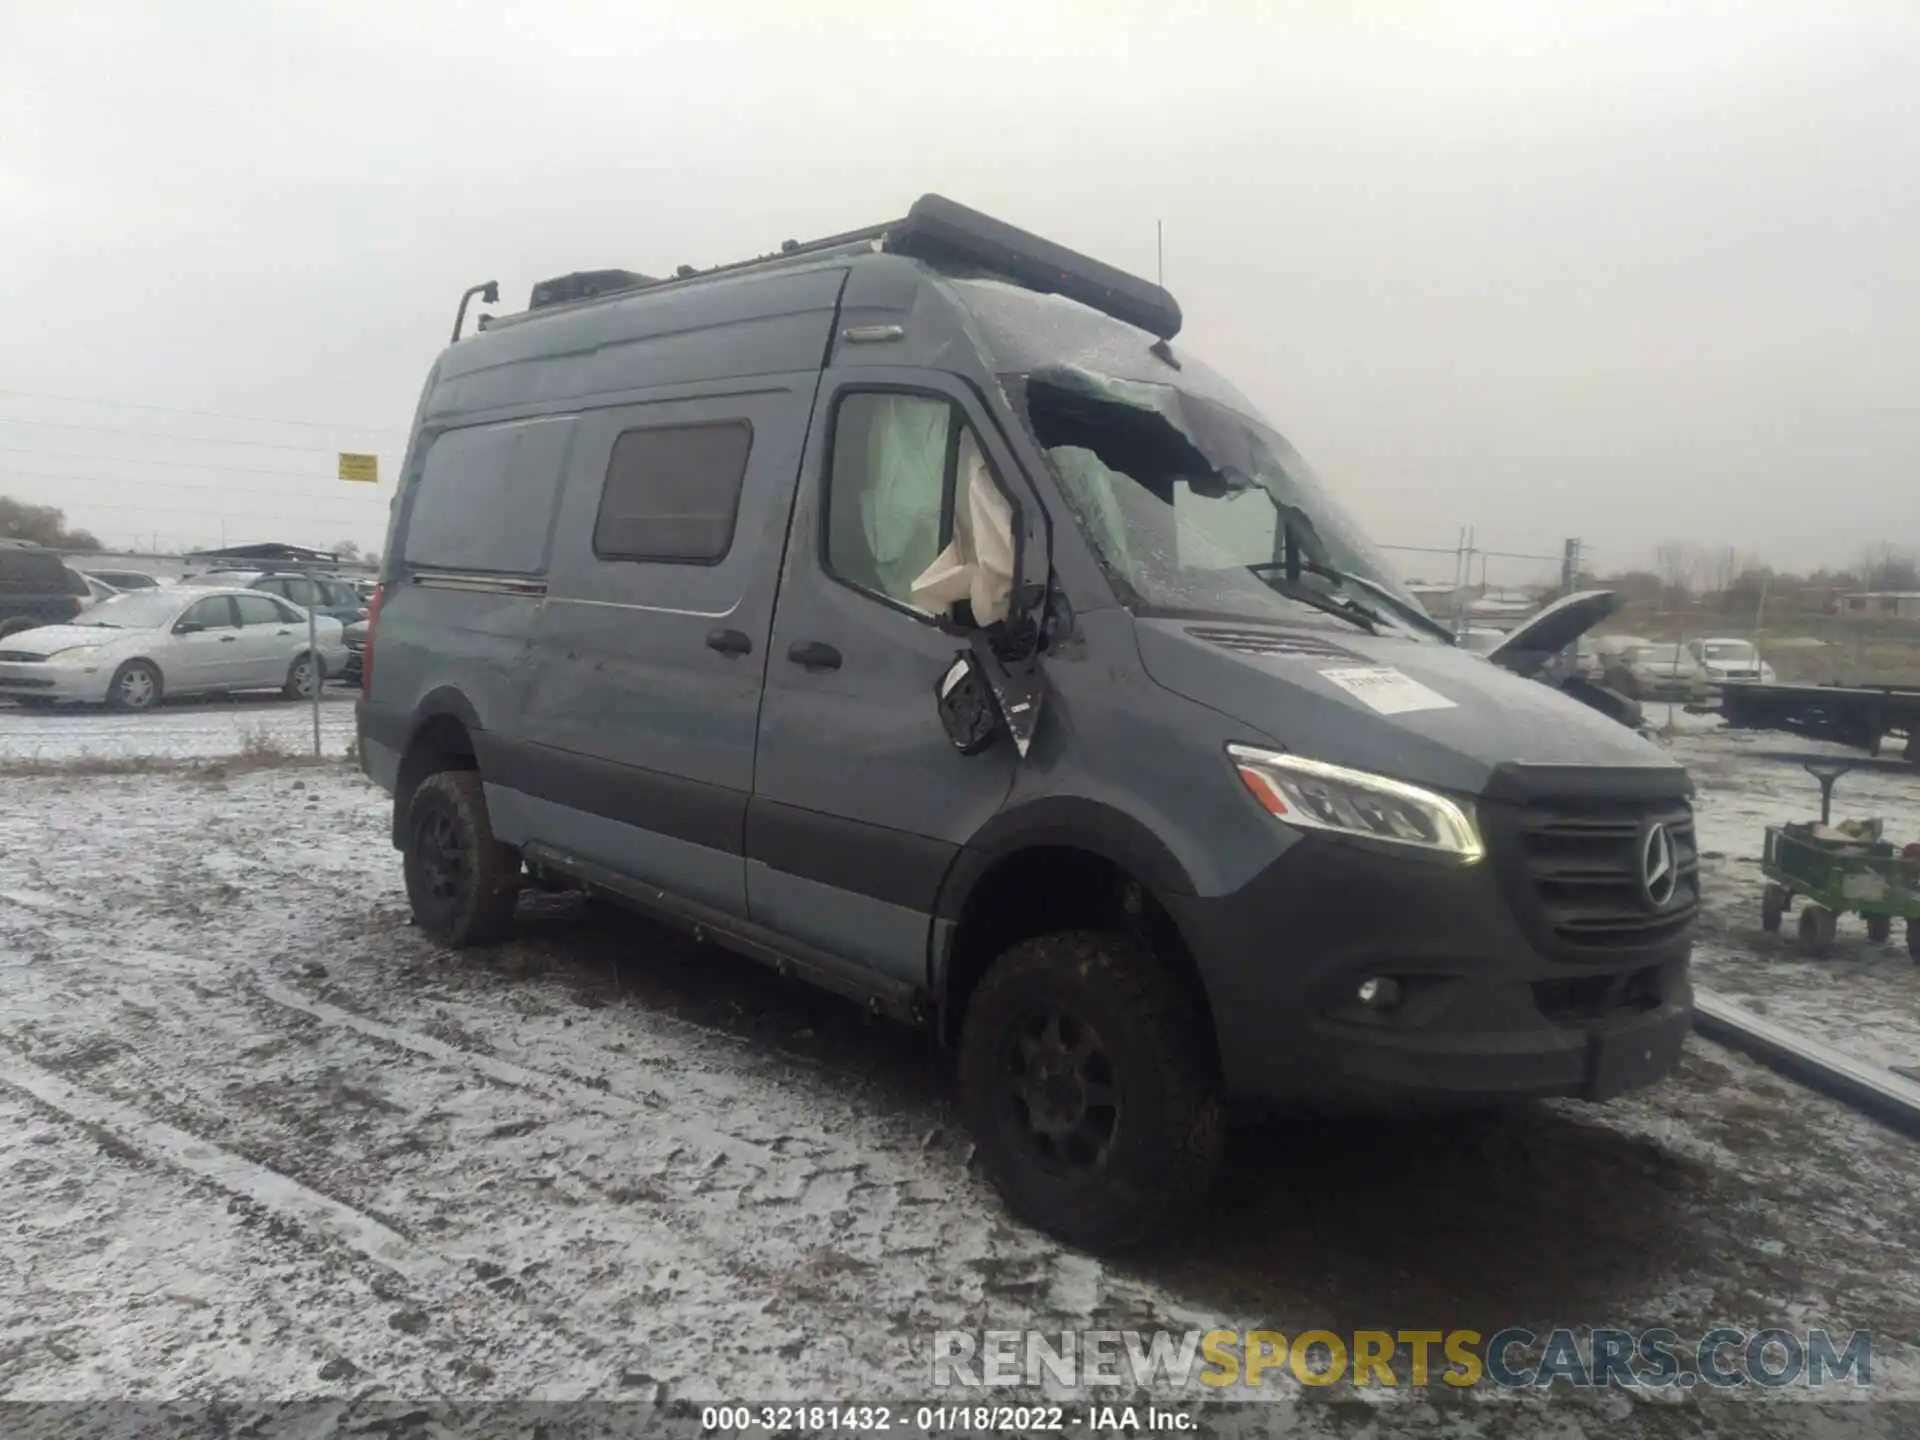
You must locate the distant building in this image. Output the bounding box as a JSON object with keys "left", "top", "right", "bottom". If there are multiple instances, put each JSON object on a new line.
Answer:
{"left": 1837, "top": 591, "right": 1920, "bottom": 620}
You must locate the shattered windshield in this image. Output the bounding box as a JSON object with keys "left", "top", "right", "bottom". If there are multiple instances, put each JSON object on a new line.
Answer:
{"left": 1022, "top": 365, "right": 1432, "bottom": 638}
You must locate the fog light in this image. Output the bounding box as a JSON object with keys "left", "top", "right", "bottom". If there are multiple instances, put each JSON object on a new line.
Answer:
{"left": 1357, "top": 977, "right": 1402, "bottom": 1009}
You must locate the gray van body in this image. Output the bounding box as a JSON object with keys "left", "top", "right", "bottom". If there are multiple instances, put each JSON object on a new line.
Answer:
{"left": 362, "top": 241, "right": 1695, "bottom": 1105}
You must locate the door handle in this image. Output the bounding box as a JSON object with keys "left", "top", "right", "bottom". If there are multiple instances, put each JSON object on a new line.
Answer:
{"left": 706, "top": 628, "right": 753, "bottom": 657}
{"left": 786, "top": 640, "right": 842, "bottom": 672}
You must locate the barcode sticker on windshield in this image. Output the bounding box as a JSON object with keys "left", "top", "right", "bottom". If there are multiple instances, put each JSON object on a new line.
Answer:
{"left": 1318, "top": 666, "right": 1456, "bottom": 715}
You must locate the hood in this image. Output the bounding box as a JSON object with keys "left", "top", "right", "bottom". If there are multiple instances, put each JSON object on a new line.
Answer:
{"left": 1133, "top": 616, "right": 1685, "bottom": 800}
{"left": 1483, "top": 591, "right": 1620, "bottom": 677}
{"left": 0, "top": 624, "right": 147, "bottom": 658}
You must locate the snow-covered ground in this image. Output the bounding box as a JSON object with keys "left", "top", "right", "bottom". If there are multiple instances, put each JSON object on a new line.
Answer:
{"left": 2, "top": 733, "right": 1919, "bottom": 1431}
{"left": 0, "top": 692, "right": 357, "bottom": 765}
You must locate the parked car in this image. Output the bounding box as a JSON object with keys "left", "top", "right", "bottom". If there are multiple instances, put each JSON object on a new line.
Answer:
{"left": 0, "top": 540, "right": 90, "bottom": 638}
{"left": 1687, "top": 637, "right": 1776, "bottom": 686}
{"left": 0, "top": 586, "right": 346, "bottom": 711}
{"left": 187, "top": 568, "right": 370, "bottom": 626}
{"left": 361, "top": 194, "right": 1696, "bottom": 1252}
{"left": 342, "top": 617, "right": 368, "bottom": 684}
{"left": 1605, "top": 643, "right": 1711, "bottom": 703}
{"left": 1470, "top": 594, "right": 1644, "bottom": 731}
{"left": 82, "top": 569, "right": 161, "bottom": 591}
{"left": 77, "top": 573, "right": 121, "bottom": 609}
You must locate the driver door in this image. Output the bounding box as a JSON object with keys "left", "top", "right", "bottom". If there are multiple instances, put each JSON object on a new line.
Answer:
{"left": 747, "top": 371, "right": 1029, "bottom": 986}
{"left": 168, "top": 595, "right": 246, "bottom": 692}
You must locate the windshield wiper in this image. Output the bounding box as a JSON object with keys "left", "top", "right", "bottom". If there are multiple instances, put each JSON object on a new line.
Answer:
{"left": 1244, "top": 562, "right": 1384, "bottom": 634}
{"left": 1247, "top": 502, "right": 1453, "bottom": 643}
{"left": 1302, "top": 563, "right": 1454, "bottom": 643}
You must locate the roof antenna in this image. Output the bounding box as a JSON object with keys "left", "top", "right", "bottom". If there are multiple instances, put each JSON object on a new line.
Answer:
{"left": 1156, "top": 218, "right": 1164, "bottom": 288}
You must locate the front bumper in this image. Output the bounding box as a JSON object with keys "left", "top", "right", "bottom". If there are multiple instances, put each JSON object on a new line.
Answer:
{"left": 1168, "top": 824, "right": 1695, "bottom": 1105}
{"left": 0, "top": 660, "right": 113, "bottom": 704}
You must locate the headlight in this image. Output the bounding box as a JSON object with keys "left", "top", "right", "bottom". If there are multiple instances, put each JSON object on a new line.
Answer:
{"left": 1226, "top": 744, "right": 1484, "bottom": 862}
{"left": 47, "top": 645, "right": 101, "bottom": 666}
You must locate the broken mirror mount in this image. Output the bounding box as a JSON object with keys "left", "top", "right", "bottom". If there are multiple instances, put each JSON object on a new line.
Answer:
{"left": 936, "top": 649, "right": 1000, "bottom": 756}
{"left": 935, "top": 633, "right": 1046, "bottom": 759}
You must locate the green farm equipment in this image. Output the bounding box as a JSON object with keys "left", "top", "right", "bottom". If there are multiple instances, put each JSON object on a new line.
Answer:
{"left": 1758, "top": 755, "right": 1920, "bottom": 959}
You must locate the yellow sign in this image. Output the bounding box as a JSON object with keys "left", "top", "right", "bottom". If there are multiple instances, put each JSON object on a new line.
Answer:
{"left": 338, "top": 453, "right": 380, "bottom": 484}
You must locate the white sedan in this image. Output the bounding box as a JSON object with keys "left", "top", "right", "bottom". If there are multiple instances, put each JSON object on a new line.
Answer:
{"left": 1687, "top": 637, "right": 1777, "bottom": 685}
{"left": 0, "top": 586, "right": 347, "bottom": 712}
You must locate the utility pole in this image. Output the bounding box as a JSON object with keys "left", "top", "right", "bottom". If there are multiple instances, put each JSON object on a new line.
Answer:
{"left": 1561, "top": 537, "right": 1582, "bottom": 595}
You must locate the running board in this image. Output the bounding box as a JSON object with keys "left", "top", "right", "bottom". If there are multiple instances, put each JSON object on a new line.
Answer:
{"left": 1692, "top": 988, "right": 1920, "bottom": 1140}
{"left": 521, "top": 843, "right": 928, "bottom": 1027}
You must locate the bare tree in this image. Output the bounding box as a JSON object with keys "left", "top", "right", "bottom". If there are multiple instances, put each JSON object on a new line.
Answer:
{"left": 1855, "top": 542, "right": 1919, "bottom": 592}
{"left": 332, "top": 538, "right": 363, "bottom": 562}
{"left": 1654, "top": 541, "right": 1701, "bottom": 602}
{"left": 1704, "top": 545, "right": 1740, "bottom": 597}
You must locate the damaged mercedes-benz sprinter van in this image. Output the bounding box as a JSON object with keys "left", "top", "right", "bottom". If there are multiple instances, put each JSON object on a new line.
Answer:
{"left": 360, "top": 195, "right": 1697, "bottom": 1252}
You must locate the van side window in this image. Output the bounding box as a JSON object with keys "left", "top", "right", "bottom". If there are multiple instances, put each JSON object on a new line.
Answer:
{"left": 825, "top": 393, "right": 963, "bottom": 607}
{"left": 593, "top": 421, "right": 754, "bottom": 564}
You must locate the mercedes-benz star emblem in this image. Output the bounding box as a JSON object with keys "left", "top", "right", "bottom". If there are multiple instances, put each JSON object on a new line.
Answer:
{"left": 1641, "top": 822, "right": 1678, "bottom": 909}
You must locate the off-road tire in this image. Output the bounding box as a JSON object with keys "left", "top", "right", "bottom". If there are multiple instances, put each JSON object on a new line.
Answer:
{"left": 1761, "top": 884, "right": 1788, "bottom": 934}
{"left": 283, "top": 652, "right": 318, "bottom": 701}
{"left": 1866, "top": 914, "right": 1893, "bottom": 944}
{"left": 958, "top": 930, "right": 1224, "bottom": 1253}
{"left": 402, "top": 770, "right": 521, "bottom": 947}
{"left": 106, "top": 659, "right": 162, "bottom": 713}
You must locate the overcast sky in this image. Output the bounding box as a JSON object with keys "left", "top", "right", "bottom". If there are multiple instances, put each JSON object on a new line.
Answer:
{"left": 2, "top": 1, "right": 1915, "bottom": 582}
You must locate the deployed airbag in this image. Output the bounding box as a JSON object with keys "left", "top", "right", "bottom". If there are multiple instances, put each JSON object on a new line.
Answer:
{"left": 910, "top": 428, "right": 1015, "bottom": 625}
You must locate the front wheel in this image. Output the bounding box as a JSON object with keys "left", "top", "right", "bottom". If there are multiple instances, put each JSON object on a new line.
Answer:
{"left": 1866, "top": 914, "right": 1893, "bottom": 944}
{"left": 958, "top": 931, "right": 1224, "bottom": 1253}
{"left": 106, "top": 659, "right": 162, "bottom": 713}
{"left": 402, "top": 770, "right": 521, "bottom": 947}
{"left": 283, "top": 653, "right": 318, "bottom": 700}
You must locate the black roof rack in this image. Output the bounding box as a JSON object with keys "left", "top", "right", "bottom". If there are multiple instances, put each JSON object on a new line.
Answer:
{"left": 519, "top": 193, "right": 1182, "bottom": 339}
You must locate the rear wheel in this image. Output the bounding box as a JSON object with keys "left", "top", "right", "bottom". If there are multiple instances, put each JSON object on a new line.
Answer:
{"left": 1761, "top": 884, "right": 1788, "bottom": 934}
{"left": 283, "top": 653, "right": 318, "bottom": 700}
{"left": 1866, "top": 914, "right": 1893, "bottom": 944}
{"left": 106, "top": 660, "right": 162, "bottom": 713}
{"left": 402, "top": 770, "right": 521, "bottom": 947}
{"left": 1798, "top": 904, "right": 1837, "bottom": 957}
{"left": 957, "top": 930, "right": 1224, "bottom": 1253}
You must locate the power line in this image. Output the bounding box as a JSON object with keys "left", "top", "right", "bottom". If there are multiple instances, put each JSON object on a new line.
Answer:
{"left": 0, "top": 414, "right": 376, "bottom": 455}
{"left": 0, "top": 386, "right": 404, "bottom": 436}
{"left": 0, "top": 468, "right": 384, "bottom": 506}
{"left": 0, "top": 443, "right": 392, "bottom": 484}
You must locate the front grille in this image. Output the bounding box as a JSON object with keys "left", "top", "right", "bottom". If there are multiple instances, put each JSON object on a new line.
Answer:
{"left": 0, "top": 651, "right": 45, "bottom": 663}
{"left": 1493, "top": 795, "right": 1698, "bottom": 954}
{"left": 0, "top": 676, "right": 55, "bottom": 689}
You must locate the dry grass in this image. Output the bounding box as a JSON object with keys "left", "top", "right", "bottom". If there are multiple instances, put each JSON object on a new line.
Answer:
{"left": 0, "top": 748, "right": 347, "bottom": 781}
